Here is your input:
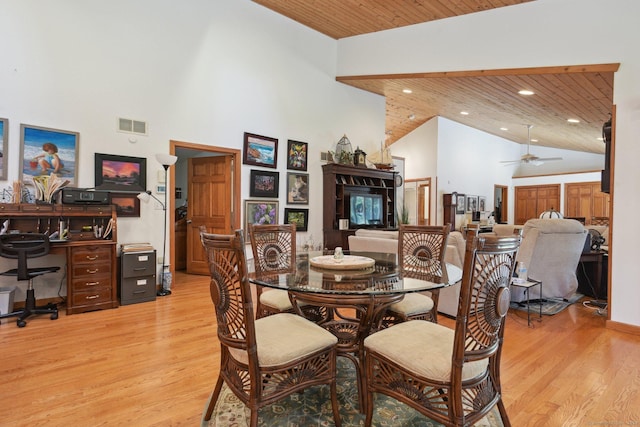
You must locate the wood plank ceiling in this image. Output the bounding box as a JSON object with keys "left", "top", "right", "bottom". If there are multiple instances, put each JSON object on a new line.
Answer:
{"left": 252, "top": 0, "right": 616, "bottom": 154}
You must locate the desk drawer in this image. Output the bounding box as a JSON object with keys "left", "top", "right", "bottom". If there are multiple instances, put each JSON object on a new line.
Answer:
{"left": 70, "top": 287, "right": 114, "bottom": 307}
{"left": 121, "top": 252, "right": 155, "bottom": 278}
{"left": 72, "top": 262, "right": 111, "bottom": 279}
{"left": 72, "top": 246, "right": 112, "bottom": 264}
{"left": 71, "top": 273, "right": 112, "bottom": 292}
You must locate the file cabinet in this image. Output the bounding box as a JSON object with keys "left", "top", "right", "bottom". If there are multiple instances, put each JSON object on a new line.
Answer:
{"left": 119, "top": 250, "right": 156, "bottom": 305}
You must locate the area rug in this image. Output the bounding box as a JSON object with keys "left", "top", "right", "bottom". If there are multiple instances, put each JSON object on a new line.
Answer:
{"left": 510, "top": 292, "right": 583, "bottom": 316}
{"left": 203, "top": 357, "right": 503, "bottom": 427}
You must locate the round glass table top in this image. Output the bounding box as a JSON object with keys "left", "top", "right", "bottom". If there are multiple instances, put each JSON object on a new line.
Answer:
{"left": 250, "top": 250, "right": 462, "bottom": 295}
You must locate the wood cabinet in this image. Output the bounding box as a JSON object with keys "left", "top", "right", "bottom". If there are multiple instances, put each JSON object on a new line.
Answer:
{"left": 322, "top": 163, "right": 397, "bottom": 250}
{"left": 565, "top": 182, "right": 610, "bottom": 225}
{"left": 514, "top": 184, "right": 560, "bottom": 225}
{"left": 0, "top": 203, "right": 118, "bottom": 315}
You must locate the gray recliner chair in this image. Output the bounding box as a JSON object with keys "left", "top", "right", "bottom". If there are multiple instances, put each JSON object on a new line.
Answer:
{"left": 511, "top": 219, "right": 587, "bottom": 302}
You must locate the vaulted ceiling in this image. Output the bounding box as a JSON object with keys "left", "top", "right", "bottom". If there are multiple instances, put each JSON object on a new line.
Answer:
{"left": 253, "top": 0, "right": 616, "bottom": 154}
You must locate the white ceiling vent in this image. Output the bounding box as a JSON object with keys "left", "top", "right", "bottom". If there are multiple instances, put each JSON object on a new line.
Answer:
{"left": 118, "top": 117, "right": 147, "bottom": 135}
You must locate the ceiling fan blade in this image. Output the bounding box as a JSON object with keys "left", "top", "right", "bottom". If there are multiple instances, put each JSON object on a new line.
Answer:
{"left": 535, "top": 157, "right": 563, "bottom": 162}
{"left": 500, "top": 160, "right": 521, "bottom": 164}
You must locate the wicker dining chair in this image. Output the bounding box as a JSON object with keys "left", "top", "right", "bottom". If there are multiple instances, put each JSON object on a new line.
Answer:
{"left": 384, "top": 224, "right": 450, "bottom": 325}
{"left": 364, "top": 232, "right": 521, "bottom": 427}
{"left": 200, "top": 229, "right": 341, "bottom": 427}
{"left": 248, "top": 223, "right": 298, "bottom": 318}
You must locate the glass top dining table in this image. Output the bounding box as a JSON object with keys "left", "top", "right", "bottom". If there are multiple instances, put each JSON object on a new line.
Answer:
{"left": 249, "top": 250, "right": 463, "bottom": 296}
{"left": 249, "top": 250, "right": 463, "bottom": 413}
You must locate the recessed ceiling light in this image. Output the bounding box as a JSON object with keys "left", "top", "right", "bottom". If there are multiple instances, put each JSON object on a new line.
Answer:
{"left": 518, "top": 90, "right": 535, "bottom": 96}
{"left": 500, "top": 127, "right": 508, "bottom": 131}
{"left": 460, "top": 111, "right": 469, "bottom": 115}
{"left": 402, "top": 89, "right": 412, "bottom": 94}
{"left": 567, "top": 118, "right": 580, "bottom": 123}
{"left": 531, "top": 139, "right": 539, "bottom": 143}
{"left": 408, "top": 114, "right": 415, "bottom": 120}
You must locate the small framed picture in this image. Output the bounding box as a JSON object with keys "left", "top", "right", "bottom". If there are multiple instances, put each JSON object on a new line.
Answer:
{"left": 287, "top": 139, "right": 308, "bottom": 171}
{"left": 249, "top": 169, "right": 279, "bottom": 198}
{"left": 243, "top": 132, "right": 278, "bottom": 168}
{"left": 20, "top": 124, "right": 79, "bottom": 185}
{"left": 110, "top": 192, "right": 141, "bottom": 218}
{"left": 478, "top": 196, "right": 487, "bottom": 212}
{"left": 456, "top": 193, "right": 466, "bottom": 214}
{"left": 95, "top": 153, "right": 147, "bottom": 191}
{"left": 284, "top": 208, "right": 309, "bottom": 232}
{"left": 287, "top": 172, "right": 309, "bottom": 204}
{"left": 0, "top": 118, "right": 7, "bottom": 180}
{"left": 466, "top": 195, "right": 478, "bottom": 213}
{"left": 245, "top": 200, "right": 279, "bottom": 231}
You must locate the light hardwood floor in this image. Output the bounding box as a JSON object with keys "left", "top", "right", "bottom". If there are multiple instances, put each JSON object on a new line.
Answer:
{"left": 1, "top": 271, "right": 639, "bottom": 426}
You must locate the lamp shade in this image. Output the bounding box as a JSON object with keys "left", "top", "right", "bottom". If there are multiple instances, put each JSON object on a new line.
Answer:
{"left": 539, "top": 208, "right": 563, "bottom": 219}
{"left": 155, "top": 153, "right": 178, "bottom": 167}
{"left": 137, "top": 191, "right": 151, "bottom": 202}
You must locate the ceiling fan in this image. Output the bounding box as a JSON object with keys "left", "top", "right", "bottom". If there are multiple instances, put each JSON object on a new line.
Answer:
{"left": 500, "top": 124, "right": 563, "bottom": 166}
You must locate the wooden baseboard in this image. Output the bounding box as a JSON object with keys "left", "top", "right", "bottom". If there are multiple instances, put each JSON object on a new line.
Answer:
{"left": 606, "top": 319, "right": 640, "bottom": 336}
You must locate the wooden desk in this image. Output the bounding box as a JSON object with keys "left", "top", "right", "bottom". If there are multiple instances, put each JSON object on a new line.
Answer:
{"left": 0, "top": 203, "right": 118, "bottom": 315}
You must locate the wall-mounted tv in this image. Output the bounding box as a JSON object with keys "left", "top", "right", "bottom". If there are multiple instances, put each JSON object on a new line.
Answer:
{"left": 349, "top": 192, "right": 384, "bottom": 227}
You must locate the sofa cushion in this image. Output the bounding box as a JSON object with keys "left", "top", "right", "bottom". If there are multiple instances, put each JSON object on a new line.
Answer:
{"left": 354, "top": 229, "right": 399, "bottom": 240}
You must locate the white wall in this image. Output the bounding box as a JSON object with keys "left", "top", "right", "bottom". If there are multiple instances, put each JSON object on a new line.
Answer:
{"left": 0, "top": 0, "right": 385, "bottom": 299}
{"left": 335, "top": 0, "right": 640, "bottom": 328}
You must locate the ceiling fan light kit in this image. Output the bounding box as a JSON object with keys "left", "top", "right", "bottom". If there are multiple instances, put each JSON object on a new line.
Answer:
{"left": 500, "top": 124, "right": 563, "bottom": 166}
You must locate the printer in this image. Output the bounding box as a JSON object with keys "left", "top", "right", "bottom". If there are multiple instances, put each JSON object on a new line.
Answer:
{"left": 61, "top": 188, "right": 111, "bottom": 205}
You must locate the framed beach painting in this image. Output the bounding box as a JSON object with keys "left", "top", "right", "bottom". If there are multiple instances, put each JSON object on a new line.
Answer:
{"left": 94, "top": 153, "right": 147, "bottom": 191}
{"left": 0, "top": 118, "right": 7, "bottom": 180}
{"left": 245, "top": 200, "right": 279, "bottom": 232}
{"left": 287, "top": 139, "right": 308, "bottom": 171}
{"left": 20, "top": 124, "right": 79, "bottom": 185}
{"left": 243, "top": 132, "right": 278, "bottom": 169}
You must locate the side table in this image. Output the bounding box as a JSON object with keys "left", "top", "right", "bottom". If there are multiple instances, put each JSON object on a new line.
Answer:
{"left": 511, "top": 278, "right": 542, "bottom": 327}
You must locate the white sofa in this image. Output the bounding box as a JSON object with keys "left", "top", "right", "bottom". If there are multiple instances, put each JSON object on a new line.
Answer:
{"left": 347, "top": 228, "right": 465, "bottom": 317}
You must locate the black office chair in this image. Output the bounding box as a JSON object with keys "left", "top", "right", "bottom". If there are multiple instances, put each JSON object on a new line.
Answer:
{"left": 0, "top": 233, "right": 60, "bottom": 327}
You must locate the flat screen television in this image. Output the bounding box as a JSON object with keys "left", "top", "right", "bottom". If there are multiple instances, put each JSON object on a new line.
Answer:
{"left": 349, "top": 192, "right": 384, "bottom": 227}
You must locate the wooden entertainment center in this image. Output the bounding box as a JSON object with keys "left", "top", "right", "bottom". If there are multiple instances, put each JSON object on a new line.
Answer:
{"left": 322, "top": 163, "right": 398, "bottom": 250}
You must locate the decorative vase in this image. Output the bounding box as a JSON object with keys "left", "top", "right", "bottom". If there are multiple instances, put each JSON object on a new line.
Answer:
{"left": 161, "top": 266, "right": 172, "bottom": 294}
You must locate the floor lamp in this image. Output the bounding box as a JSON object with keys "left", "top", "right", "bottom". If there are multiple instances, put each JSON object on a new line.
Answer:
{"left": 137, "top": 153, "right": 178, "bottom": 296}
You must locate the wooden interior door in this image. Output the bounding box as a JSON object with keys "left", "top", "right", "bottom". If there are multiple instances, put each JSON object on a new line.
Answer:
{"left": 417, "top": 181, "right": 431, "bottom": 225}
{"left": 565, "top": 181, "right": 610, "bottom": 224}
{"left": 186, "top": 155, "right": 234, "bottom": 275}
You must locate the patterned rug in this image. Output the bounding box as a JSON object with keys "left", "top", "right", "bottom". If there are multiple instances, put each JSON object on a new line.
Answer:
{"left": 510, "top": 292, "right": 583, "bottom": 316}
{"left": 203, "top": 357, "right": 503, "bottom": 426}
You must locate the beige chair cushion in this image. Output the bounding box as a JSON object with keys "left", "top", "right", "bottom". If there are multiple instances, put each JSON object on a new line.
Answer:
{"left": 364, "top": 320, "right": 487, "bottom": 382}
{"left": 229, "top": 313, "right": 337, "bottom": 367}
{"left": 260, "top": 289, "right": 294, "bottom": 311}
{"left": 388, "top": 292, "right": 434, "bottom": 316}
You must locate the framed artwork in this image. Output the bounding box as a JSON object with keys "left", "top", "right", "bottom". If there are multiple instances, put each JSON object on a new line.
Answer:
{"left": 466, "top": 195, "right": 478, "bottom": 213}
{"left": 20, "top": 124, "right": 79, "bottom": 185}
{"left": 284, "top": 208, "right": 309, "bottom": 232}
{"left": 455, "top": 193, "right": 466, "bottom": 214}
{"left": 110, "top": 192, "right": 141, "bottom": 217}
{"left": 286, "top": 172, "right": 309, "bottom": 204}
{"left": 243, "top": 132, "right": 278, "bottom": 169}
{"left": 478, "top": 196, "right": 487, "bottom": 212}
{"left": 0, "top": 118, "right": 7, "bottom": 180}
{"left": 287, "top": 139, "right": 308, "bottom": 171}
{"left": 94, "top": 153, "right": 147, "bottom": 191}
{"left": 249, "top": 169, "right": 279, "bottom": 198}
{"left": 245, "top": 200, "right": 279, "bottom": 231}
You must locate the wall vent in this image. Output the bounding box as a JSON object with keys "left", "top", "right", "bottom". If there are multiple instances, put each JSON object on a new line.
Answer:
{"left": 118, "top": 117, "right": 147, "bottom": 135}
{"left": 320, "top": 152, "right": 329, "bottom": 162}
